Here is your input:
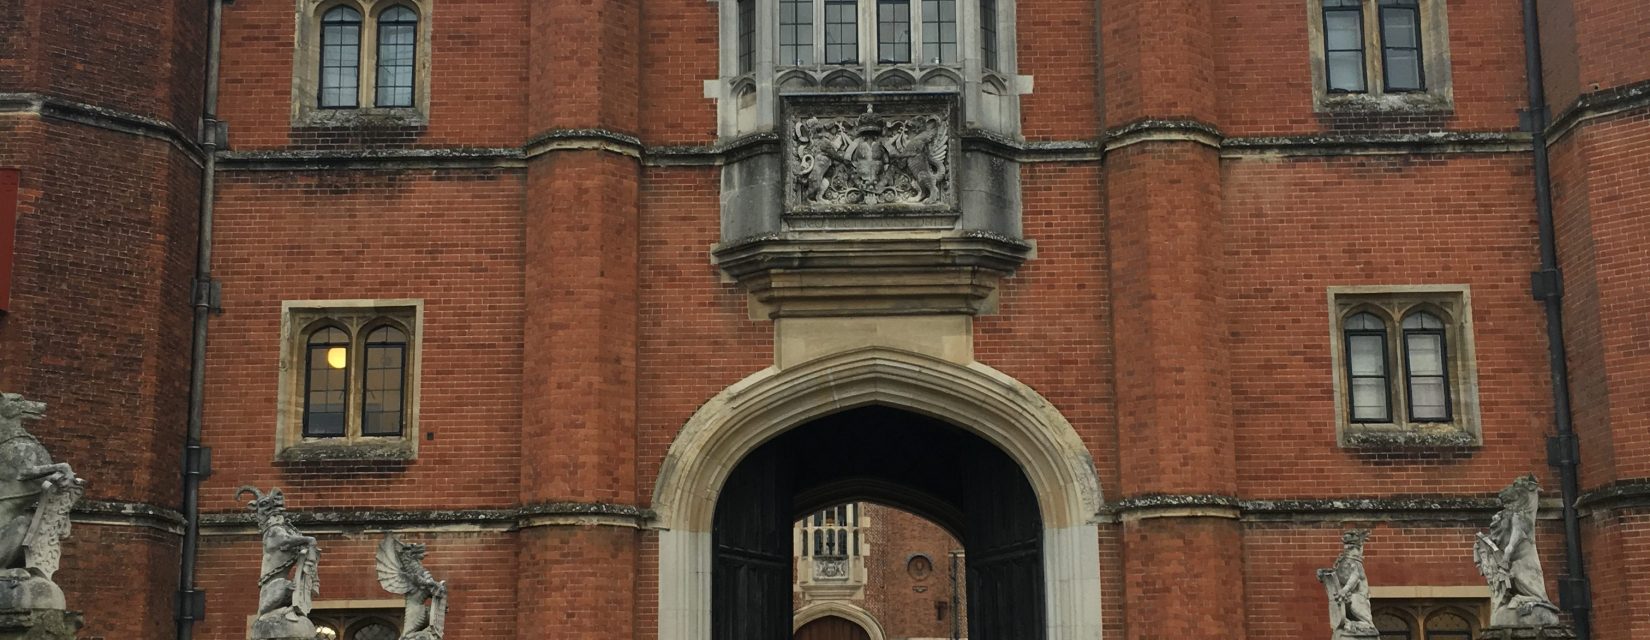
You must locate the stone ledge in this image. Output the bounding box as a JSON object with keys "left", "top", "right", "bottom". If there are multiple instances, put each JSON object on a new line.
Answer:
{"left": 1476, "top": 626, "right": 1575, "bottom": 640}
{"left": 713, "top": 231, "right": 1032, "bottom": 319}
{"left": 276, "top": 439, "right": 416, "bottom": 463}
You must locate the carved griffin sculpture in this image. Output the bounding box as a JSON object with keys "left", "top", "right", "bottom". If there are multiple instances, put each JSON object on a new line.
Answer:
{"left": 791, "top": 107, "right": 951, "bottom": 209}
{"left": 377, "top": 534, "right": 448, "bottom": 640}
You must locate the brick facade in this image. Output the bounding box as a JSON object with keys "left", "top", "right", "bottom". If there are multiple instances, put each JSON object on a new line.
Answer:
{"left": 2, "top": 0, "right": 1648, "bottom": 639}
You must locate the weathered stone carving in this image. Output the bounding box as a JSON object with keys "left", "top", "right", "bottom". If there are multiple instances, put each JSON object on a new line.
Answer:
{"left": 812, "top": 557, "right": 848, "bottom": 581}
{"left": 1317, "top": 529, "right": 1380, "bottom": 640}
{"left": 1473, "top": 475, "right": 1572, "bottom": 636}
{"left": 0, "top": 393, "right": 85, "bottom": 614}
{"left": 376, "top": 534, "right": 448, "bottom": 640}
{"left": 238, "top": 486, "right": 321, "bottom": 640}
{"left": 789, "top": 106, "right": 952, "bottom": 211}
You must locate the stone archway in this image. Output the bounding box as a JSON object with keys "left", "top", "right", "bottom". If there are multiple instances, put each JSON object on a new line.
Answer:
{"left": 793, "top": 603, "right": 885, "bottom": 640}
{"left": 652, "top": 347, "right": 1104, "bottom": 640}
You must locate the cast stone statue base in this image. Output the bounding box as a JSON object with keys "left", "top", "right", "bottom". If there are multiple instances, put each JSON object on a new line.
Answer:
{"left": 0, "top": 571, "right": 63, "bottom": 611}
{"left": 1477, "top": 625, "right": 1577, "bottom": 640}
{"left": 1332, "top": 629, "right": 1380, "bottom": 640}
{"left": 0, "top": 608, "right": 83, "bottom": 640}
{"left": 248, "top": 605, "right": 316, "bottom": 640}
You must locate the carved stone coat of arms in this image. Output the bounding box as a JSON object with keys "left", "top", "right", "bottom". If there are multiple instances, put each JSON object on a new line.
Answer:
{"left": 786, "top": 103, "right": 955, "bottom": 214}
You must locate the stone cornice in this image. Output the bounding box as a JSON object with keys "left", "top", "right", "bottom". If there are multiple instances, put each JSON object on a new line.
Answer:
{"left": 1102, "top": 118, "right": 1225, "bottom": 152}
{"left": 198, "top": 501, "right": 656, "bottom": 535}
{"left": 1221, "top": 130, "right": 1531, "bottom": 157}
{"left": 1576, "top": 478, "right": 1650, "bottom": 516}
{"left": 71, "top": 499, "right": 188, "bottom": 534}
{"left": 1098, "top": 494, "right": 1573, "bottom": 524}
{"left": 0, "top": 92, "right": 204, "bottom": 165}
{"left": 1545, "top": 78, "right": 1650, "bottom": 147}
{"left": 218, "top": 147, "right": 524, "bottom": 171}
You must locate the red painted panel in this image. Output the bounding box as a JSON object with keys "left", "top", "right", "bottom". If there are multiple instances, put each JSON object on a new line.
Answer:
{"left": 0, "top": 169, "right": 16, "bottom": 313}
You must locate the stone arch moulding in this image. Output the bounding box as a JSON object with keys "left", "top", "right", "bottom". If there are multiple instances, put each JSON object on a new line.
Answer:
{"left": 793, "top": 602, "right": 888, "bottom": 640}
{"left": 652, "top": 346, "right": 1104, "bottom": 640}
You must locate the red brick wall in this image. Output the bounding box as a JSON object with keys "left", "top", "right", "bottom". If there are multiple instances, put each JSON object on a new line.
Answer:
{"left": 859, "top": 505, "right": 964, "bottom": 640}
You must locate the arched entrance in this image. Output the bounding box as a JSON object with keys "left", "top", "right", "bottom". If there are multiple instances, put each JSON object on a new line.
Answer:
{"left": 794, "top": 616, "right": 870, "bottom": 640}
{"left": 714, "top": 406, "right": 1043, "bottom": 639}
{"left": 653, "top": 348, "right": 1103, "bottom": 640}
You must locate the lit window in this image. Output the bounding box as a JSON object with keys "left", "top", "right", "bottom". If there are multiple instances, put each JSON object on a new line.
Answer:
{"left": 280, "top": 302, "right": 421, "bottom": 459}
{"left": 319, "top": 6, "right": 363, "bottom": 108}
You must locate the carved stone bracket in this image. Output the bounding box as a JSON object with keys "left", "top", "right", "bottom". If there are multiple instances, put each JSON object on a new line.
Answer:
{"left": 713, "top": 232, "right": 1032, "bottom": 319}
{"left": 784, "top": 94, "right": 958, "bottom": 218}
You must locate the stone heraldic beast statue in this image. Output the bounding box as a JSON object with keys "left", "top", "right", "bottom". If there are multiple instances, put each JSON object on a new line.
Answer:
{"left": 237, "top": 486, "right": 321, "bottom": 640}
{"left": 0, "top": 393, "right": 84, "bottom": 615}
{"left": 1317, "top": 529, "right": 1380, "bottom": 640}
{"left": 1473, "top": 475, "right": 1576, "bottom": 639}
{"left": 377, "top": 534, "right": 448, "bottom": 640}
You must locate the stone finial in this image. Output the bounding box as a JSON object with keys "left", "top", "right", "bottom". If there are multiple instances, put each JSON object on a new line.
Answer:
{"left": 1473, "top": 475, "right": 1574, "bottom": 637}
{"left": 376, "top": 534, "right": 448, "bottom": 640}
{"left": 237, "top": 486, "right": 321, "bottom": 640}
{"left": 1317, "top": 529, "right": 1380, "bottom": 640}
{"left": 0, "top": 392, "right": 85, "bottom": 616}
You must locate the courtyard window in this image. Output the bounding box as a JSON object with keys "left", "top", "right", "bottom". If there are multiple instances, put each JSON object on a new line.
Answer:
{"left": 319, "top": 6, "right": 363, "bottom": 108}
{"left": 294, "top": 0, "right": 433, "bottom": 125}
{"left": 1371, "top": 603, "right": 1482, "bottom": 640}
{"left": 279, "top": 301, "right": 422, "bottom": 460}
{"left": 1307, "top": 0, "right": 1451, "bottom": 109}
{"left": 1328, "top": 288, "right": 1480, "bottom": 447}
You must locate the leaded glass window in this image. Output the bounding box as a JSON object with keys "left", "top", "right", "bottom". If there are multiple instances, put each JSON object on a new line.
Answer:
{"left": 1323, "top": 0, "right": 1366, "bottom": 92}
{"left": 1402, "top": 311, "right": 1450, "bottom": 421}
{"left": 304, "top": 327, "right": 351, "bottom": 437}
{"left": 921, "top": 0, "right": 958, "bottom": 63}
{"left": 1345, "top": 312, "right": 1391, "bottom": 423}
{"left": 362, "top": 325, "right": 408, "bottom": 437}
{"left": 375, "top": 5, "right": 418, "bottom": 107}
{"left": 877, "top": 0, "right": 913, "bottom": 63}
{"left": 320, "top": 6, "right": 363, "bottom": 108}
{"left": 1376, "top": 612, "right": 1413, "bottom": 640}
{"left": 1379, "top": 0, "right": 1423, "bottom": 91}
{"left": 1423, "top": 611, "right": 1472, "bottom": 640}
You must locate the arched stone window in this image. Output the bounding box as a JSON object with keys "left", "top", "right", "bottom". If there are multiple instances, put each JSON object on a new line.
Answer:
{"left": 319, "top": 6, "right": 364, "bottom": 108}
{"left": 374, "top": 5, "right": 419, "bottom": 107}
{"left": 1400, "top": 310, "right": 1450, "bottom": 422}
{"left": 717, "top": 0, "right": 1022, "bottom": 137}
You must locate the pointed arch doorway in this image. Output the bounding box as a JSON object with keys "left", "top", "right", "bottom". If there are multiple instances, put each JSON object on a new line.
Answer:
{"left": 794, "top": 616, "right": 871, "bottom": 640}
{"left": 714, "top": 406, "right": 1043, "bottom": 640}
{"left": 653, "top": 348, "right": 1105, "bottom": 640}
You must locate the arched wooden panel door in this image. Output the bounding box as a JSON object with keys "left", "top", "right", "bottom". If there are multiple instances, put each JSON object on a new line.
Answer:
{"left": 712, "top": 444, "right": 794, "bottom": 640}
{"left": 793, "top": 616, "right": 871, "bottom": 640}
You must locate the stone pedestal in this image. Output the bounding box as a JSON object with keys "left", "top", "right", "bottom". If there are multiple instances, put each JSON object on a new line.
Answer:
{"left": 1332, "top": 630, "right": 1381, "bottom": 640}
{"left": 1477, "top": 626, "right": 1577, "bottom": 640}
{"left": 249, "top": 612, "right": 316, "bottom": 640}
{"left": 0, "top": 609, "right": 83, "bottom": 640}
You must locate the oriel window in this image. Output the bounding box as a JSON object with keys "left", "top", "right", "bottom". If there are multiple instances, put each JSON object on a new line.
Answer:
{"left": 877, "top": 0, "right": 913, "bottom": 63}
{"left": 980, "top": 0, "right": 999, "bottom": 70}
{"left": 738, "top": 0, "right": 758, "bottom": 73}
{"left": 779, "top": 0, "right": 815, "bottom": 65}
{"left": 921, "top": 0, "right": 958, "bottom": 63}
{"left": 825, "top": 0, "right": 860, "bottom": 64}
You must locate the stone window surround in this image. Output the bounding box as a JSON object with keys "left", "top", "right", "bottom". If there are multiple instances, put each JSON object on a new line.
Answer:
{"left": 1369, "top": 593, "right": 1489, "bottom": 640}
{"left": 1304, "top": 0, "right": 1453, "bottom": 113}
{"left": 1327, "top": 285, "right": 1481, "bottom": 448}
{"left": 290, "top": 0, "right": 435, "bottom": 127}
{"left": 276, "top": 299, "right": 423, "bottom": 462}
{"left": 711, "top": 0, "right": 1030, "bottom": 138}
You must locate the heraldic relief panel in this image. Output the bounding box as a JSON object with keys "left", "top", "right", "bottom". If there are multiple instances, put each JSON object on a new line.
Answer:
{"left": 784, "top": 95, "right": 958, "bottom": 222}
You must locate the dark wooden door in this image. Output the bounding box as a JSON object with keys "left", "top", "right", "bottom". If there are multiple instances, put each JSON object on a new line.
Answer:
{"left": 712, "top": 445, "right": 794, "bottom": 640}
{"left": 793, "top": 616, "right": 871, "bottom": 640}
{"left": 964, "top": 450, "right": 1046, "bottom": 640}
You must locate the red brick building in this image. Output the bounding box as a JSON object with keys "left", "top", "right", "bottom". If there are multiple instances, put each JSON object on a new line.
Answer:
{"left": 1, "top": 0, "right": 1648, "bottom": 638}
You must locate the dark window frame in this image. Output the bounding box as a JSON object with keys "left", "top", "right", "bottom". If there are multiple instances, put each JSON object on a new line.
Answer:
{"left": 302, "top": 325, "right": 353, "bottom": 437}
{"left": 319, "top": 5, "right": 364, "bottom": 109}
{"left": 738, "top": 0, "right": 758, "bottom": 73}
{"left": 824, "top": 0, "right": 860, "bottom": 64}
{"left": 1401, "top": 311, "right": 1452, "bottom": 423}
{"left": 374, "top": 4, "right": 419, "bottom": 107}
{"left": 1322, "top": 0, "right": 1367, "bottom": 93}
{"left": 1344, "top": 312, "right": 1393, "bottom": 424}
{"left": 360, "top": 323, "right": 410, "bottom": 437}
{"left": 979, "top": 0, "right": 998, "bottom": 70}
{"left": 921, "top": 0, "right": 958, "bottom": 64}
{"left": 1377, "top": 0, "right": 1425, "bottom": 92}
{"left": 779, "top": 0, "right": 814, "bottom": 65}
{"left": 877, "top": 0, "right": 913, "bottom": 64}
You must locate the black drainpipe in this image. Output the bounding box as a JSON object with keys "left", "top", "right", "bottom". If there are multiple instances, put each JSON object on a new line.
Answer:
{"left": 178, "top": 0, "right": 227, "bottom": 637}
{"left": 1519, "top": 0, "right": 1590, "bottom": 637}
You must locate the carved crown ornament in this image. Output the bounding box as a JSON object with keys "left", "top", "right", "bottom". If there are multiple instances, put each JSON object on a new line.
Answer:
{"left": 784, "top": 95, "right": 958, "bottom": 217}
